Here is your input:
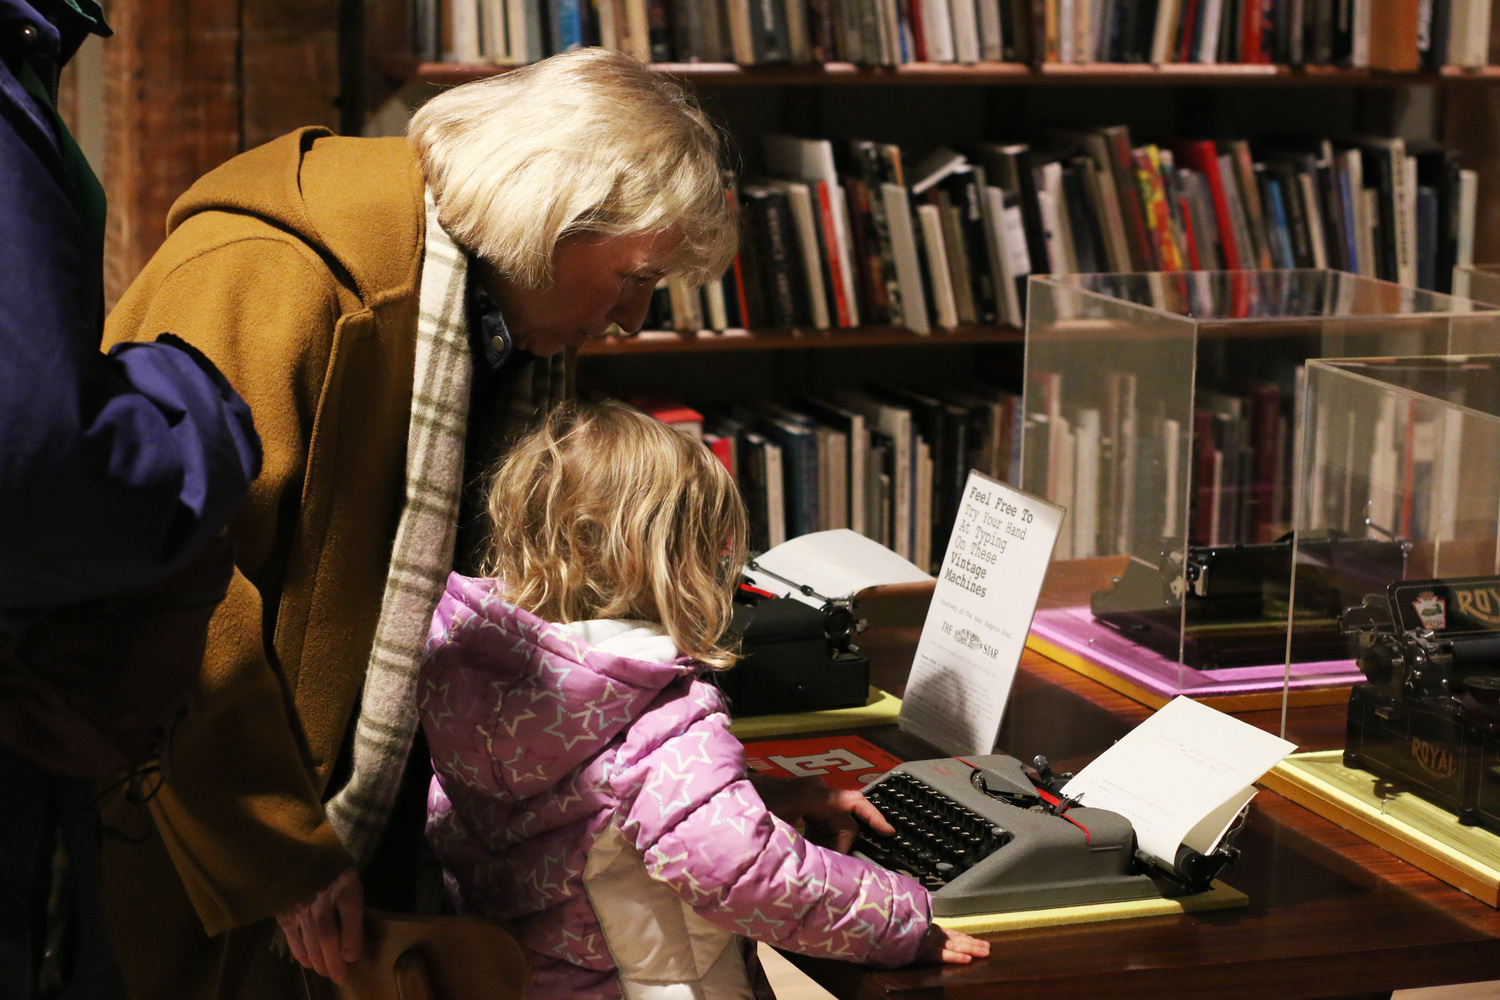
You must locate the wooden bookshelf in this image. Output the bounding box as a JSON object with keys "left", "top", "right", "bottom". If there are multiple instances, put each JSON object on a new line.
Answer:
{"left": 578, "top": 323, "right": 1022, "bottom": 356}
{"left": 381, "top": 54, "right": 1500, "bottom": 89}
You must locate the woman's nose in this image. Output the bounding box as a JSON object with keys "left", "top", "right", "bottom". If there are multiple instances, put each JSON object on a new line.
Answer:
{"left": 608, "top": 282, "right": 658, "bottom": 335}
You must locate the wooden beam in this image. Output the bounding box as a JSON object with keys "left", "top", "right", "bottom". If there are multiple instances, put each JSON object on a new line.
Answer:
{"left": 103, "top": 0, "right": 241, "bottom": 305}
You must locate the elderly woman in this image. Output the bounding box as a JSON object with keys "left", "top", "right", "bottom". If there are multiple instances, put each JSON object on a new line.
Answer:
{"left": 97, "top": 49, "right": 735, "bottom": 1000}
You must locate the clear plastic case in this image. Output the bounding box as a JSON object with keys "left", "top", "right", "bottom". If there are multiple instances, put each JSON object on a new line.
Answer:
{"left": 1266, "top": 355, "right": 1500, "bottom": 905}
{"left": 1454, "top": 264, "right": 1500, "bottom": 307}
{"left": 1020, "top": 270, "right": 1500, "bottom": 708}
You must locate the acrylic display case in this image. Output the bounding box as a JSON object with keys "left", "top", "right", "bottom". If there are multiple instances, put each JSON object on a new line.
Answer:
{"left": 1019, "top": 270, "right": 1500, "bottom": 709}
{"left": 1454, "top": 263, "right": 1500, "bottom": 308}
{"left": 1266, "top": 355, "right": 1500, "bottom": 906}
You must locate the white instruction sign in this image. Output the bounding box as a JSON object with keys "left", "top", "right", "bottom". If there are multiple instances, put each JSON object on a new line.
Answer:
{"left": 899, "top": 470, "right": 1064, "bottom": 757}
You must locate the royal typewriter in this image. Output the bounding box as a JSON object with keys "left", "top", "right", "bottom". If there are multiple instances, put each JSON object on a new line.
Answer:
{"left": 1343, "top": 576, "right": 1500, "bottom": 833}
{"left": 852, "top": 753, "right": 1236, "bottom": 914}
{"left": 1090, "top": 533, "right": 1407, "bottom": 669}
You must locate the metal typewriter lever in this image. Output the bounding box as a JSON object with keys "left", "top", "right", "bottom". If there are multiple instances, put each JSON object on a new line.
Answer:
{"left": 969, "top": 763, "right": 1041, "bottom": 809}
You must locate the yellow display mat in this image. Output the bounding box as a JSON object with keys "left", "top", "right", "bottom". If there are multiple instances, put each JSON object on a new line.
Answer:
{"left": 1263, "top": 750, "right": 1500, "bottom": 906}
{"left": 934, "top": 879, "right": 1247, "bottom": 934}
{"left": 728, "top": 687, "right": 902, "bottom": 739}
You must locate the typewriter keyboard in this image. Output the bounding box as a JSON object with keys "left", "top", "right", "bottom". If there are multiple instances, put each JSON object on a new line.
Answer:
{"left": 854, "top": 770, "right": 1013, "bottom": 890}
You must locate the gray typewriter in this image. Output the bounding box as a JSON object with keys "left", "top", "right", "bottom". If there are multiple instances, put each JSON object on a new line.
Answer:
{"left": 853, "top": 753, "right": 1235, "bottom": 915}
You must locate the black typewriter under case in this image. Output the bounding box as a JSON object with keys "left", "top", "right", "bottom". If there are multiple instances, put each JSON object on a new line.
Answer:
{"left": 1344, "top": 576, "right": 1500, "bottom": 832}
{"left": 1091, "top": 534, "right": 1407, "bottom": 669}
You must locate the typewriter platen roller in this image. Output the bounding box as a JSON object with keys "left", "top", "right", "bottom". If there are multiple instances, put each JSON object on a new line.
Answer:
{"left": 853, "top": 754, "right": 1234, "bottom": 915}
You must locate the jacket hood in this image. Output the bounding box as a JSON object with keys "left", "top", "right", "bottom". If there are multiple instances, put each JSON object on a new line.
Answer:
{"left": 3, "top": 0, "right": 109, "bottom": 65}
{"left": 427, "top": 572, "right": 707, "bottom": 799}
{"left": 164, "top": 127, "right": 424, "bottom": 310}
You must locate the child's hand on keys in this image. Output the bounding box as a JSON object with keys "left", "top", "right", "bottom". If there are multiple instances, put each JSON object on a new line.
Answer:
{"left": 916, "top": 924, "right": 990, "bottom": 964}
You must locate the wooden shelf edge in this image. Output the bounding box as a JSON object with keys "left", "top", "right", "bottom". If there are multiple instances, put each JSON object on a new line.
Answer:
{"left": 577, "top": 323, "right": 1023, "bottom": 355}
{"left": 381, "top": 54, "right": 1500, "bottom": 87}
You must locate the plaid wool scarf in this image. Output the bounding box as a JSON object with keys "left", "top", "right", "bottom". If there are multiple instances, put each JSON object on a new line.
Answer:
{"left": 324, "top": 192, "right": 473, "bottom": 865}
{"left": 324, "top": 194, "right": 576, "bottom": 867}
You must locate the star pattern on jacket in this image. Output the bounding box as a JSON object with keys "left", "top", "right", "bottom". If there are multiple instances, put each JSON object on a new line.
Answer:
{"left": 501, "top": 742, "right": 549, "bottom": 785}
{"left": 707, "top": 789, "right": 752, "bottom": 837}
{"left": 543, "top": 701, "right": 598, "bottom": 751}
{"left": 535, "top": 849, "right": 570, "bottom": 894}
{"left": 662, "top": 731, "right": 715, "bottom": 771}
{"left": 525, "top": 651, "right": 573, "bottom": 705}
{"left": 641, "top": 755, "right": 703, "bottom": 818}
{"left": 420, "top": 679, "right": 454, "bottom": 731}
{"left": 647, "top": 846, "right": 718, "bottom": 905}
{"left": 731, "top": 906, "right": 788, "bottom": 939}
{"left": 550, "top": 772, "right": 586, "bottom": 815}
{"left": 498, "top": 702, "right": 537, "bottom": 737}
{"left": 583, "top": 676, "right": 635, "bottom": 732}
{"left": 556, "top": 923, "right": 606, "bottom": 964}
{"left": 444, "top": 750, "right": 489, "bottom": 793}
{"left": 770, "top": 862, "right": 824, "bottom": 916}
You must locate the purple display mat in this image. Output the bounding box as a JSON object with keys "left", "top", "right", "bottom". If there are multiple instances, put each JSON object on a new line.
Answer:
{"left": 1026, "top": 605, "right": 1364, "bottom": 710}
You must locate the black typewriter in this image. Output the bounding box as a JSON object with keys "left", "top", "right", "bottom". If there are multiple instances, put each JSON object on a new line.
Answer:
{"left": 713, "top": 565, "right": 870, "bottom": 716}
{"left": 1343, "top": 576, "right": 1500, "bottom": 832}
{"left": 852, "top": 753, "right": 1235, "bottom": 915}
{"left": 1091, "top": 533, "right": 1407, "bottom": 669}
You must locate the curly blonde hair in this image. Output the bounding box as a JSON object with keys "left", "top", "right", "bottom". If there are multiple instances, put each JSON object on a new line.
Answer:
{"left": 408, "top": 48, "right": 736, "bottom": 289}
{"left": 482, "top": 400, "right": 747, "bottom": 668}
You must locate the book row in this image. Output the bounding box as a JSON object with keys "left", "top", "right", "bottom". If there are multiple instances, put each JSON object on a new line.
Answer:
{"left": 625, "top": 385, "right": 1022, "bottom": 571}
{"left": 1031, "top": 363, "right": 1479, "bottom": 563}
{"left": 637, "top": 129, "right": 1478, "bottom": 337}
{"left": 414, "top": 0, "right": 1495, "bottom": 71}
{"left": 1027, "top": 369, "right": 1295, "bottom": 561}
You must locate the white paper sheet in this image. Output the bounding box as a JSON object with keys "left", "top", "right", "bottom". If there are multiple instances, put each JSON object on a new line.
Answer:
{"left": 743, "top": 529, "right": 933, "bottom": 608}
{"left": 898, "top": 471, "right": 1065, "bottom": 757}
{"left": 1061, "top": 696, "right": 1297, "bottom": 869}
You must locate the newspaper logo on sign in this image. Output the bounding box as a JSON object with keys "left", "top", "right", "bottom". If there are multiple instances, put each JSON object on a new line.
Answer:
{"left": 953, "top": 628, "right": 999, "bottom": 660}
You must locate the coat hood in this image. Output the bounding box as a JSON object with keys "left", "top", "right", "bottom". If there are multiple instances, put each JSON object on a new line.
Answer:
{"left": 426, "top": 572, "right": 706, "bottom": 800}
{"left": 164, "top": 127, "right": 424, "bottom": 311}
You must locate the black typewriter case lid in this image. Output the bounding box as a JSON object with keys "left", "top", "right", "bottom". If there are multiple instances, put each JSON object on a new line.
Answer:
{"left": 730, "top": 597, "right": 826, "bottom": 643}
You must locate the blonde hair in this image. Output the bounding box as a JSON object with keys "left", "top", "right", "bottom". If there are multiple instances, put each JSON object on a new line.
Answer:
{"left": 483, "top": 399, "right": 748, "bottom": 668}
{"left": 408, "top": 48, "right": 736, "bottom": 288}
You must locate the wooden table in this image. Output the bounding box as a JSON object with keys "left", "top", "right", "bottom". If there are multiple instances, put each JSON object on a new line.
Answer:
{"left": 780, "top": 630, "right": 1500, "bottom": 1000}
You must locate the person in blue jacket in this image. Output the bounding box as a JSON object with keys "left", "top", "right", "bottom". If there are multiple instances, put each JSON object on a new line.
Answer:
{"left": 0, "top": 1, "right": 261, "bottom": 997}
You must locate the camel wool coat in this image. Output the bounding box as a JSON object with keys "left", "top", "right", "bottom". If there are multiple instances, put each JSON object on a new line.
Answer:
{"left": 98, "top": 127, "right": 426, "bottom": 998}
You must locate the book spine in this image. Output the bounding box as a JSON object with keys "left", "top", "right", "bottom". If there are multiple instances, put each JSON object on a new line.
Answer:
{"left": 1174, "top": 141, "right": 1242, "bottom": 269}
{"left": 750, "top": 191, "right": 802, "bottom": 326}
{"left": 815, "top": 182, "right": 856, "bottom": 326}
{"left": 724, "top": 183, "right": 753, "bottom": 327}
{"left": 1106, "top": 129, "right": 1157, "bottom": 270}
{"left": 1133, "top": 146, "right": 1183, "bottom": 270}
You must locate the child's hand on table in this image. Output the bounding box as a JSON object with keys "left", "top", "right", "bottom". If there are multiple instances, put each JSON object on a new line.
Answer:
{"left": 917, "top": 924, "right": 990, "bottom": 964}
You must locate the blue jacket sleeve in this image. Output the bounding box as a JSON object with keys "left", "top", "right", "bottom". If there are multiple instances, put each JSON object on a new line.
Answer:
{"left": 0, "top": 51, "right": 261, "bottom": 609}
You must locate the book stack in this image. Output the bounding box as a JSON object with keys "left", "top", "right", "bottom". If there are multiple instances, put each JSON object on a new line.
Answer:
{"left": 1027, "top": 370, "right": 1293, "bottom": 560}
{"left": 638, "top": 129, "right": 1477, "bottom": 337}
{"left": 626, "top": 386, "right": 1022, "bottom": 569}
{"left": 415, "top": 1, "right": 1495, "bottom": 71}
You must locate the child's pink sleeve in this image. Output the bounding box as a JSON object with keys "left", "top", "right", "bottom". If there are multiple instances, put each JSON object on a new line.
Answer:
{"left": 609, "top": 696, "right": 931, "bottom": 967}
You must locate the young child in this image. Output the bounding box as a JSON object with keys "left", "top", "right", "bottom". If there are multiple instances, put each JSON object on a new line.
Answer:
{"left": 419, "top": 399, "right": 987, "bottom": 999}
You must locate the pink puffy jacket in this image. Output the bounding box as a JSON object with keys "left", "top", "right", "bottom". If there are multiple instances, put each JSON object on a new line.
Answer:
{"left": 420, "top": 573, "right": 931, "bottom": 1000}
